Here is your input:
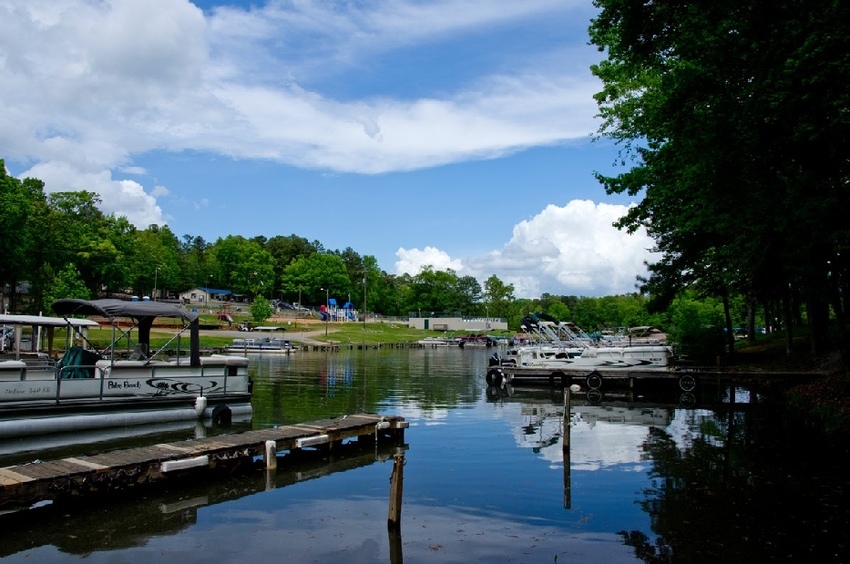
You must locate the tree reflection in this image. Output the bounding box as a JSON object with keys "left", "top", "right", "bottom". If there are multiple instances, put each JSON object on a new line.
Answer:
{"left": 620, "top": 396, "right": 850, "bottom": 562}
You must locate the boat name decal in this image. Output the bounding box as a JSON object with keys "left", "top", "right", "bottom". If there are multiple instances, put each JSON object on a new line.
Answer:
{"left": 145, "top": 378, "right": 221, "bottom": 396}
{"left": 108, "top": 380, "right": 142, "bottom": 389}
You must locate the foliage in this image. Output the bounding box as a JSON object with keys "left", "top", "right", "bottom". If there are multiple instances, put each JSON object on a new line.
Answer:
{"left": 667, "top": 293, "right": 726, "bottom": 363}
{"left": 42, "top": 263, "right": 91, "bottom": 312}
{"left": 280, "top": 252, "right": 352, "bottom": 306}
{"left": 209, "top": 236, "right": 275, "bottom": 298}
{"left": 249, "top": 296, "right": 273, "bottom": 324}
{"left": 589, "top": 0, "right": 850, "bottom": 355}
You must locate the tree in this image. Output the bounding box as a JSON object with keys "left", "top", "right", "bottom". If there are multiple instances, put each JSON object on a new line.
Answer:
{"left": 209, "top": 236, "right": 275, "bottom": 299}
{"left": 250, "top": 296, "right": 273, "bottom": 324}
{"left": 589, "top": 0, "right": 850, "bottom": 355}
{"left": 280, "top": 253, "right": 351, "bottom": 305}
{"left": 483, "top": 275, "right": 516, "bottom": 321}
{"left": 0, "top": 162, "right": 47, "bottom": 311}
{"left": 43, "top": 263, "right": 91, "bottom": 311}
{"left": 266, "top": 234, "right": 319, "bottom": 298}
{"left": 131, "top": 225, "right": 181, "bottom": 298}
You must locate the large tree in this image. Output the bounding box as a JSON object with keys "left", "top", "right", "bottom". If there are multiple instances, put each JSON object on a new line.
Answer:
{"left": 209, "top": 236, "right": 275, "bottom": 299}
{"left": 279, "top": 252, "right": 351, "bottom": 306}
{"left": 589, "top": 0, "right": 850, "bottom": 355}
{"left": 0, "top": 162, "right": 47, "bottom": 311}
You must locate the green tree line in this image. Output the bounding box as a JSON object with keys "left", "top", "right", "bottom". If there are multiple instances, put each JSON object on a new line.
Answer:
{"left": 589, "top": 0, "right": 849, "bottom": 360}
{"left": 0, "top": 156, "right": 810, "bottom": 362}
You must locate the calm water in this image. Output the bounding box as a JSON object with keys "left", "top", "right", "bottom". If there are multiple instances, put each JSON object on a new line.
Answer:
{"left": 1, "top": 347, "right": 848, "bottom": 563}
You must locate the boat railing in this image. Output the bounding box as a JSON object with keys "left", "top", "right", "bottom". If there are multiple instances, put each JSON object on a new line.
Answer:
{"left": 56, "top": 363, "right": 107, "bottom": 401}
{"left": 49, "top": 360, "right": 239, "bottom": 402}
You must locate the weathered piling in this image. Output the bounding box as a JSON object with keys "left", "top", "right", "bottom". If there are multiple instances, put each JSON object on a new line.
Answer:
{"left": 387, "top": 452, "right": 405, "bottom": 530}
{"left": 563, "top": 388, "right": 571, "bottom": 509}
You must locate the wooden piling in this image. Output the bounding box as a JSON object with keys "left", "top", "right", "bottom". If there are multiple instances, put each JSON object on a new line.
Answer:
{"left": 387, "top": 452, "right": 404, "bottom": 530}
{"left": 265, "top": 440, "right": 277, "bottom": 470}
{"left": 563, "top": 388, "right": 571, "bottom": 509}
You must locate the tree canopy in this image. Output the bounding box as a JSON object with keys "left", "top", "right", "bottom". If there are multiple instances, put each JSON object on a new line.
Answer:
{"left": 589, "top": 0, "right": 850, "bottom": 354}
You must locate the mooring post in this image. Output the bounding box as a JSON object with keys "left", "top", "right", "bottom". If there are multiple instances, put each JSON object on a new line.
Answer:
{"left": 387, "top": 452, "right": 405, "bottom": 530}
{"left": 563, "top": 388, "right": 572, "bottom": 509}
{"left": 265, "top": 440, "right": 277, "bottom": 470}
{"left": 562, "top": 388, "right": 571, "bottom": 450}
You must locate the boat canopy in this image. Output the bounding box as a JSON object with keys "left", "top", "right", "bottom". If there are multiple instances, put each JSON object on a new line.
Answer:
{"left": 0, "top": 314, "right": 100, "bottom": 328}
{"left": 51, "top": 299, "right": 199, "bottom": 322}
{"left": 51, "top": 299, "right": 201, "bottom": 367}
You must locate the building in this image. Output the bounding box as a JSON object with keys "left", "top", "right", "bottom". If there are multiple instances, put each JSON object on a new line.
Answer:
{"left": 408, "top": 313, "right": 508, "bottom": 332}
{"left": 178, "top": 287, "right": 232, "bottom": 305}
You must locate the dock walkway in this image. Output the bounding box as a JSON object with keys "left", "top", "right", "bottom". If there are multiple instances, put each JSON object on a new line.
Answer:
{"left": 0, "top": 413, "right": 407, "bottom": 509}
{"left": 487, "top": 364, "right": 823, "bottom": 391}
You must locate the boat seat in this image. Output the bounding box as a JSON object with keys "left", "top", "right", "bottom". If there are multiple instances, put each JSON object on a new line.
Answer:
{"left": 199, "top": 357, "right": 227, "bottom": 366}
{"left": 0, "top": 360, "right": 27, "bottom": 381}
{"left": 128, "top": 343, "right": 149, "bottom": 360}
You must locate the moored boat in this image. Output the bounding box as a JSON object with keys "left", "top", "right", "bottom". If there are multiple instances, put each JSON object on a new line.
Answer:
{"left": 417, "top": 335, "right": 462, "bottom": 347}
{"left": 226, "top": 337, "right": 295, "bottom": 354}
{"left": 0, "top": 299, "right": 252, "bottom": 442}
{"left": 487, "top": 343, "right": 676, "bottom": 388}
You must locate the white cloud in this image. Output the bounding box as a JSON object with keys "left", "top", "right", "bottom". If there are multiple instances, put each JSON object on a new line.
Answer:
{"left": 23, "top": 161, "right": 165, "bottom": 228}
{"left": 395, "top": 247, "right": 464, "bottom": 275}
{"left": 393, "top": 200, "right": 657, "bottom": 297}
{"left": 466, "top": 200, "right": 658, "bottom": 298}
{"left": 0, "top": 0, "right": 602, "bottom": 226}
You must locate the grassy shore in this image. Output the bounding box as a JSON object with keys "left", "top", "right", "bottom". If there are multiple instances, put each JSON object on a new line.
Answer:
{"left": 82, "top": 320, "right": 513, "bottom": 348}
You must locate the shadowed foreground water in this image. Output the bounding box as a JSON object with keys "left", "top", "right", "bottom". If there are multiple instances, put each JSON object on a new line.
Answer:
{"left": 1, "top": 347, "right": 848, "bottom": 562}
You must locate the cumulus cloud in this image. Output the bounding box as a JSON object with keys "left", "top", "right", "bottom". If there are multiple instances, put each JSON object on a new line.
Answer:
{"left": 468, "top": 200, "right": 657, "bottom": 297}
{"left": 393, "top": 201, "right": 657, "bottom": 297}
{"left": 0, "top": 0, "right": 602, "bottom": 227}
{"left": 395, "top": 247, "right": 464, "bottom": 275}
{"left": 22, "top": 161, "right": 165, "bottom": 228}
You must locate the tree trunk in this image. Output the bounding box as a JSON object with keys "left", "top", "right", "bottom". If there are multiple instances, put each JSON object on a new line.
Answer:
{"left": 805, "top": 271, "right": 832, "bottom": 355}
{"left": 782, "top": 292, "right": 794, "bottom": 356}
{"left": 723, "top": 292, "right": 735, "bottom": 357}
{"left": 747, "top": 294, "right": 757, "bottom": 344}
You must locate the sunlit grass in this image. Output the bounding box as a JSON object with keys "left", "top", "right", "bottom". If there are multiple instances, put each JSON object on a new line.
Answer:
{"left": 47, "top": 319, "right": 512, "bottom": 349}
{"left": 311, "top": 322, "right": 513, "bottom": 344}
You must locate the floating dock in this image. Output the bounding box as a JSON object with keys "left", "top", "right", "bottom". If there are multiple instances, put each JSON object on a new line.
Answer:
{"left": 486, "top": 365, "right": 822, "bottom": 391}
{"left": 0, "top": 413, "right": 407, "bottom": 510}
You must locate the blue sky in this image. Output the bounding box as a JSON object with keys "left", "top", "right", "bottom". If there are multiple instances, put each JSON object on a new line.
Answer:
{"left": 0, "top": 0, "right": 656, "bottom": 298}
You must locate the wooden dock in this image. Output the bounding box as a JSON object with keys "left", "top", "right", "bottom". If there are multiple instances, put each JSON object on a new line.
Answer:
{"left": 0, "top": 413, "right": 407, "bottom": 510}
{"left": 487, "top": 365, "right": 823, "bottom": 391}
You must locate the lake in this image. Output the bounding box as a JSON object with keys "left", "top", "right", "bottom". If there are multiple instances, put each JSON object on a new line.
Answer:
{"left": 1, "top": 346, "right": 848, "bottom": 562}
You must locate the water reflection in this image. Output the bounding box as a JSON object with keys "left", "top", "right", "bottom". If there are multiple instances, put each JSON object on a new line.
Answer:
{"left": 1, "top": 349, "right": 847, "bottom": 562}
{"left": 0, "top": 441, "right": 405, "bottom": 559}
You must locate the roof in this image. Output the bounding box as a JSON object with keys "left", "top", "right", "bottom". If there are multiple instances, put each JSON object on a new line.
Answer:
{"left": 196, "top": 287, "right": 232, "bottom": 295}
{"left": 51, "top": 299, "right": 199, "bottom": 322}
{"left": 0, "top": 314, "right": 100, "bottom": 328}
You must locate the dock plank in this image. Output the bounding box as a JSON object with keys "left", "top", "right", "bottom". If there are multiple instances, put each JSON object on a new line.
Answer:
{"left": 0, "top": 413, "right": 406, "bottom": 509}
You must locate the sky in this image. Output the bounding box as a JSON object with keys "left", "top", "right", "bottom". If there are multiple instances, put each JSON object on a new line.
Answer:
{"left": 0, "top": 0, "right": 657, "bottom": 298}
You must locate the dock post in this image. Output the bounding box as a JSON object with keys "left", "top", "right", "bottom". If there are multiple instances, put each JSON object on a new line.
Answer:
{"left": 563, "top": 388, "right": 572, "bottom": 509}
{"left": 265, "top": 440, "right": 277, "bottom": 470}
{"left": 387, "top": 452, "right": 405, "bottom": 530}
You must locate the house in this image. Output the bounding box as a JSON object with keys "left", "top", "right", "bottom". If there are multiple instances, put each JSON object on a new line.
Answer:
{"left": 179, "top": 287, "right": 232, "bottom": 305}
